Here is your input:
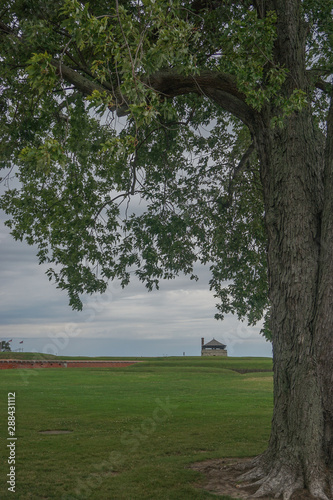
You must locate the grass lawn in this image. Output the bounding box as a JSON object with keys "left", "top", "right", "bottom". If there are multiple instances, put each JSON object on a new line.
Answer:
{"left": 0, "top": 356, "right": 273, "bottom": 499}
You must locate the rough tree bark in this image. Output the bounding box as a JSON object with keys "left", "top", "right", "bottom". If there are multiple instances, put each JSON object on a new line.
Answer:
{"left": 314, "top": 100, "right": 333, "bottom": 495}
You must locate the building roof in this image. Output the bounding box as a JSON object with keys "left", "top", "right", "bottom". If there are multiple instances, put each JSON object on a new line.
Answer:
{"left": 202, "top": 338, "right": 227, "bottom": 349}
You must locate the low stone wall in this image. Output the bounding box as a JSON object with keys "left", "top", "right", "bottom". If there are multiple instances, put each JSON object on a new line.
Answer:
{"left": 201, "top": 350, "right": 228, "bottom": 357}
{"left": 0, "top": 359, "right": 141, "bottom": 370}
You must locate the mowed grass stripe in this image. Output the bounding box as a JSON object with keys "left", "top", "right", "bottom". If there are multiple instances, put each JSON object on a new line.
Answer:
{"left": 0, "top": 356, "right": 273, "bottom": 499}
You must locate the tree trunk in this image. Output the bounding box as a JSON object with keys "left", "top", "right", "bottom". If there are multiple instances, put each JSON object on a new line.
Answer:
{"left": 235, "top": 2, "right": 333, "bottom": 498}
{"left": 241, "top": 107, "right": 332, "bottom": 499}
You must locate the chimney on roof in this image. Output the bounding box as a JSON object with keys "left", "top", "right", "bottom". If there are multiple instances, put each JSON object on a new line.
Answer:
{"left": 201, "top": 337, "right": 205, "bottom": 347}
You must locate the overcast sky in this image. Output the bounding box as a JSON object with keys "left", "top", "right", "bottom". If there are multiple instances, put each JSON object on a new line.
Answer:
{"left": 0, "top": 200, "right": 272, "bottom": 358}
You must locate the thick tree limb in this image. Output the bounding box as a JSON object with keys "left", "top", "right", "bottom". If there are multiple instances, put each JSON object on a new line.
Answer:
{"left": 147, "top": 70, "right": 244, "bottom": 102}
{"left": 51, "top": 60, "right": 255, "bottom": 126}
{"left": 203, "top": 87, "right": 254, "bottom": 126}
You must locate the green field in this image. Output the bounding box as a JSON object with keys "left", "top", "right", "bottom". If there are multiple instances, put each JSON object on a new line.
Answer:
{"left": 0, "top": 356, "right": 273, "bottom": 499}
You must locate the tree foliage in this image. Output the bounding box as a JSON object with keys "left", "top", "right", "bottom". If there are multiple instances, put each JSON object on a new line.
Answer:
{"left": 0, "top": 0, "right": 332, "bottom": 333}
{"left": 0, "top": 341, "right": 11, "bottom": 352}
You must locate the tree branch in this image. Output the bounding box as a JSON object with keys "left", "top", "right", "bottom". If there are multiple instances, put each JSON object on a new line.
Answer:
{"left": 147, "top": 70, "right": 254, "bottom": 126}
{"left": 51, "top": 59, "right": 113, "bottom": 97}
{"left": 217, "top": 142, "right": 255, "bottom": 209}
{"left": 233, "top": 142, "right": 255, "bottom": 178}
{"left": 147, "top": 70, "right": 244, "bottom": 101}
{"left": 306, "top": 69, "right": 333, "bottom": 94}
{"left": 314, "top": 79, "right": 333, "bottom": 95}
{"left": 50, "top": 60, "right": 255, "bottom": 126}
{"left": 0, "top": 19, "right": 14, "bottom": 35}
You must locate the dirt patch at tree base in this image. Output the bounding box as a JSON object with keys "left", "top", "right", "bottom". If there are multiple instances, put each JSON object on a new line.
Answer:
{"left": 189, "top": 458, "right": 316, "bottom": 499}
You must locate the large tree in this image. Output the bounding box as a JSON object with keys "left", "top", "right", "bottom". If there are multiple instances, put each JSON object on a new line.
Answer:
{"left": 0, "top": 1, "right": 332, "bottom": 498}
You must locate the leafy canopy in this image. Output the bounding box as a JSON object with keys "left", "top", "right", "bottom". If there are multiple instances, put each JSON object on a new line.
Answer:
{"left": 0, "top": 0, "right": 332, "bottom": 337}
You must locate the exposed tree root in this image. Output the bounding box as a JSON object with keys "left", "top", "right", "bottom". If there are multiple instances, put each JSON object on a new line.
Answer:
{"left": 238, "top": 464, "right": 266, "bottom": 483}
{"left": 308, "top": 478, "right": 331, "bottom": 500}
{"left": 236, "top": 455, "right": 332, "bottom": 500}
{"left": 190, "top": 457, "right": 333, "bottom": 500}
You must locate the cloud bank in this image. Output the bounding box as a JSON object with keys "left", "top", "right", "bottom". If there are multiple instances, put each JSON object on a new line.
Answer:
{"left": 0, "top": 208, "right": 271, "bottom": 358}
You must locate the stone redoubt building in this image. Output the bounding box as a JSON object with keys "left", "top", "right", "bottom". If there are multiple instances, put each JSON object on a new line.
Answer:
{"left": 201, "top": 338, "right": 227, "bottom": 357}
